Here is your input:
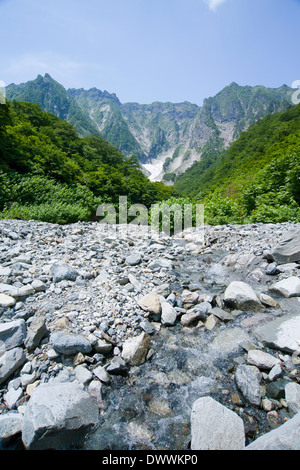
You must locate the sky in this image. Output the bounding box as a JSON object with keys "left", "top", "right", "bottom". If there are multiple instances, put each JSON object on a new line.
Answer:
{"left": 0, "top": 0, "right": 299, "bottom": 105}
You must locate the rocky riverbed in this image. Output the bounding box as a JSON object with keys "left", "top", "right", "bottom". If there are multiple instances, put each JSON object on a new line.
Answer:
{"left": 0, "top": 219, "right": 300, "bottom": 450}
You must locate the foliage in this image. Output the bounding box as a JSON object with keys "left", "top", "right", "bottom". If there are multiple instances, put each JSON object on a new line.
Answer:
{"left": 0, "top": 101, "right": 174, "bottom": 224}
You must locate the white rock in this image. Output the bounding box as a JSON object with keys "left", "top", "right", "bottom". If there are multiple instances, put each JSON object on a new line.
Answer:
{"left": 224, "top": 281, "right": 261, "bottom": 310}
{"left": 121, "top": 332, "right": 151, "bottom": 366}
{"left": 247, "top": 349, "right": 281, "bottom": 370}
{"left": 0, "top": 293, "right": 16, "bottom": 308}
{"left": 269, "top": 277, "right": 300, "bottom": 298}
{"left": 191, "top": 396, "right": 245, "bottom": 450}
{"left": 285, "top": 382, "right": 300, "bottom": 416}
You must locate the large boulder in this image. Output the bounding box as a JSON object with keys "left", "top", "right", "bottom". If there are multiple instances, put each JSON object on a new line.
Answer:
{"left": 224, "top": 281, "right": 262, "bottom": 311}
{"left": 191, "top": 397, "right": 245, "bottom": 450}
{"left": 21, "top": 382, "right": 99, "bottom": 450}
{"left": 270, "top": 230, "right": 300, "bottom": 265}
{"left": 245, "top": 412, "right": 300, "bottom": 450}
{"left": 253, "top": 313, "right": 300, "bottom": 354}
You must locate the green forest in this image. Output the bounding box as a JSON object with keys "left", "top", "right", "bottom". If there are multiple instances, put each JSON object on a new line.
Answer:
{"left": 0, "top": 99, "right": 299, "bottom": 227}
{"left": 0, "top": 101, "right": 173, "bottom": 224}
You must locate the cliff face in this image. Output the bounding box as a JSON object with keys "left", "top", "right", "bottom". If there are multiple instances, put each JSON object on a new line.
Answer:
{"left": 6, "top": 75, "right": 294, "bottom": 181}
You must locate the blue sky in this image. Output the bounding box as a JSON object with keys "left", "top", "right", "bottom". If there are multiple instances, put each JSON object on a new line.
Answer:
{"left": 0, "top": 0, "right": 299, "bottom": 105}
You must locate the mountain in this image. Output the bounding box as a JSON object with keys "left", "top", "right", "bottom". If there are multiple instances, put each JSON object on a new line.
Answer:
{"left": 6, "top": 75, "right": 295, "bottom": 182}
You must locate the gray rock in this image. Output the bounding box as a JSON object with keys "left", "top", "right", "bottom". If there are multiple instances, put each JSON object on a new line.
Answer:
{"left": 269, "top": 277, "right": 300, "bottom": 298}
{"left": 50, "top": 331, "right": 92, "bottom": 355}
{"left": 285, "top": 382, "right": 300, "bottom": 416}
{"left": 50, "top": 262, "right": 79, "bottom": 284}
{"left": 4, "top": 386, "right": 23, "bottom": 410}
{"left": 31, "top": 279, "right": 47, "bottom": 292}
{"left": 191, "top": 396, "right": 245, "bottom": 450}
{"left": 138, "top": 292, "right": 161, "bottom": 316}
{"left": 25, "top": 314, "right": 48, "bottom": 351}
{"left": 245, "top": 411, "right": 300, "bottom": 450}
{"left": 253, "top": 313, "right": 300, "bottom": 353}
{"left": 270, "top": 230, "right": 300, "bottom": 265}
{"left": 247, "top": 349, "right": 281, "bottom": 370}
{"left": 0, "top": 412, "right": 23, "bottom": 439}
{"left": 88, "top": 380, "right": 103, "bottom": 409}
{"left": 212, "top": 327, "right": 251, "bottom": 355}
{"left": 0, "top": 347, "right": 26, "bottom": 386}
{"left": 21, "top": 382, "right": 99, "bottom": 450}
{"left": 75, "top": 365, "right": 93, "bottom": 386}
{"left": 0, "top": 319, "right": 26, "bottom": 352}
{"left": 0, "top": 293, "right": 16, "bottom": 308}
{"left": 224, "top": 281, "right": 262, "bottom": 311}
{"left": 92, "top": 366, "right": 111, "bottom": 383}
{"left": 125, "top": 253, "right": 142, "bottom": 266}
{"left": 106, "top": 356, "right": 128, "bottom": 376}
{"left": 160, "top": 301, "right": 177, "bottom": 326}
{"left": 235, "top": 364, "right": 261, "bottom": 406}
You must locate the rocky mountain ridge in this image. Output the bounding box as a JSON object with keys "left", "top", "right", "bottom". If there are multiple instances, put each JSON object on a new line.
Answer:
{"left": 6, "top": 75, "right": 294, "bottom": 182}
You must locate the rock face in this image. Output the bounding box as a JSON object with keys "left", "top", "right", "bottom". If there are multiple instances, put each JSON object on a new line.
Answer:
{"left": 191, "top": 397, "right": 245, "bottom": 450}
{"left": 224, "top": 281, "right": 262, "bottom": 311}
{"left": 270, "top": 230, "right": 300, "bottom": 265}
{"left": 22, "top": 382, "right": 99, "bottom": 450}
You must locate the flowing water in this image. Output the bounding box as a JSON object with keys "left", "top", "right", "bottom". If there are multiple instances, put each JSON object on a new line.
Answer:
{"left": 84, "top": 250, "right": 271, "bottom": 450}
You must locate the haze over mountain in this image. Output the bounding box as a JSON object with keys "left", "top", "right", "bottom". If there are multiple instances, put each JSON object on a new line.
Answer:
{"left": 6, "top": 74, "right": 294, "bottom": 182}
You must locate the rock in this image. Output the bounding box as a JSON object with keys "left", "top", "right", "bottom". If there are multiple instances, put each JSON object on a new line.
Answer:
{"left": 125, "top": 253, "right": 142, "bottom": 266}
{"left": 138, "top": 292, "right": 161, "bottom": 317}
{"left": 0, "top": 412, "right": 23, "bottom": 439}
{"left": 50, "top": 262, "right": 79, "bottom": 284}
{"left": 75, "top": 365, "right": 93, "bottom": 386}
{"left": 253, "top": 313, "right": 300, "bottom": 353}
{"left": 212, "top": 327, "right": 251, "bottom": 355}
{"left": 205, "top": 314, "right": 220, "bottom": 330}
{"left": 270, "top": 230, "right": 300, "bottom": 265}
{"left": 180, "top": 310, "right": 206, "bottom": 328}
{"left": 0, "top": 293, "right": 17, "bottom": 308}
{"left": 245, "top": 412, "right": 300, "bottom": 450}
{"left": 106, "top": 357, "right": 128, "bottom": 376}
{"left": 0, "top": 348, "right": 26, "bottom": 386}
{"left": 88, "top": 380, "right": 104, "bottom": 409}
{"left": 191, "top": 396, "right": 245, "bottom": 450}
{"left": 21, "top": 382, "right": 99, "bottom": 450}
{"left": 181, "top": 290, "right": 199, "bottom": 305}
{"left": 121, "top": 332, "right": 151, "bottom": 366}
{"left": 247, "top": 349, "right": 281, "bottom": 370}
{"left": 4, "top": 386, "right": 23, "bottom": 410}
{"left": 31, "top": 279, "right": 47, "bottom": 292}
{"left": 93, "top": 339, "right": 112, "bottom": 355}
{"left": 160, "top": 301, "right": 177, "bottom": 326}
{"left": 50, "top": 331, "right": 92, "bottom": 356}
{"left": 269, "top": 277, "right": 300, "bottom": 298}
{"left": 92, "top": 366, "right": 111, "bottom": 384}
{"left": 267, "top": 379, "right": 289, "bottom": 400}
{"left": 259, "top": 293, "right": 280, "bottom": 309}
{"left": 235, "top": 365, "right": 261, "bottom": 406}
{"left": 211, "top": 307, "right": 234, "bottom": 321}
{"left": 223, "top": 281, "right": 262, "bottom": 311}
{"left": 268, "top": 363, "right": 283, "bottom": 381}
{"left": 0, "top": 319, "right": 26, "bottom": 352}
{"left": 285, "top": 382, "right": 300, "bottom": 416}
{"left": 24, "top": 314, "right": 48, "bottom": 351}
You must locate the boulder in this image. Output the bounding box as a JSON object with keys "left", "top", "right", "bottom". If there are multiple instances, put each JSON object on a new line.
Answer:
{"left": 0, "top": 412, "right": 23, "bottom": 440}
{"left": 268, "top": 277, "right": 300, "bottom": 298}
{"left": 224, "top": 281, "right": 262, "bottom": 311}
{"left": 253, "top": 313, "right": 300, "bottom": 354}
{"left": 270, "top": 230, "right": 300, "bottom": 265}
{"left": 0, "top": 293, "right": 16, "bottom": 308}
{"left": 21, "top": 382, "right": 99, "bottom": 450}
{"left": 245, "top": 412, "right": 300, "bottom": 450}
{"left": 191, "top": 396, "right": 245, "bottom": 450}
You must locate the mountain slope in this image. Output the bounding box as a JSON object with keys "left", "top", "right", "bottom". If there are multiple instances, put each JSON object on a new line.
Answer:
{"left": 6, "top": 75, "right": 294, "bottom": 182}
